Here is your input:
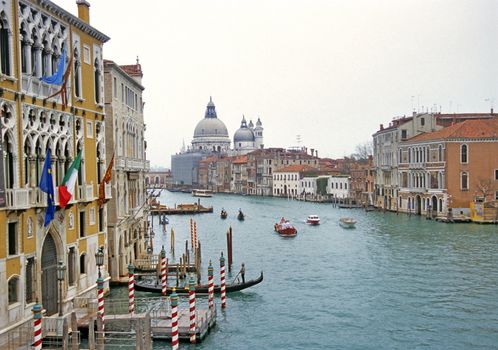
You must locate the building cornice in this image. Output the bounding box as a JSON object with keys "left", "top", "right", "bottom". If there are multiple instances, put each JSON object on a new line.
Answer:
{"left": 33, "top": 0, "right": 110, "bottom": 43}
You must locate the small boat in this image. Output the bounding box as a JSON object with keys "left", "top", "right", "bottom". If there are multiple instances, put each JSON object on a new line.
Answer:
{"left": 220, "top": 209, "right": 228, "bottom": 219}
{"left": 339, "top": 217, "right": 356, "bottom": 228}
{"left": 237, "top": 210, "right": 245, "bottom": 221}
{"left": 134, "top": 271, "right": 264, "bottom": 295}
{"left": 274, "top": 218, "right": 297, "bottom": 236}
{"left": 306, "top": 215, "right": 320, "bottom": 225}
{"left": 160, "top": 216, "right": 169, "bottom": 225}
{"left": 192, "top": 189, "right": 213, "bottom": 197}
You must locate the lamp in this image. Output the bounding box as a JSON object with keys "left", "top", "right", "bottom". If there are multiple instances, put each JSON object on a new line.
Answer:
{"left": 56, "top": 260, "right": 66, "bottom": 316}
{"left": 95, "top": 247, "right": 104, "bottom": 278}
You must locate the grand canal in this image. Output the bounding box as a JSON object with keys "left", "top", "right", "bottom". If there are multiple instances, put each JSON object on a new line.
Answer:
{"left": 110, "top": 192, "right": 498, "bottom": 349}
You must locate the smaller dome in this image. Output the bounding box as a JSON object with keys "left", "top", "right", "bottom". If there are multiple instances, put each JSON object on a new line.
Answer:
{"left": 234, "top": 116, "right": 255, "bottom": 143}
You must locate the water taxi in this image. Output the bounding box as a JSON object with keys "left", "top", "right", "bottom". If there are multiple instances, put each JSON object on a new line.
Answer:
{"left": 339, "top": 217, "right": 356, "bottom": 228}
{"left": 192, "top": 189, "right": 213, "bottom": 197}
{"left": 306, "top": 215, "right": 320, "bottom": 225}
{"left": 274, "top": 218, "right": 297, "bottom": 236}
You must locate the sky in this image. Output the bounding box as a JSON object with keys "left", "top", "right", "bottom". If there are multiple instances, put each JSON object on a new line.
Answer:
{"left": 58, "top": 0, "right": 497, "bottom": 168}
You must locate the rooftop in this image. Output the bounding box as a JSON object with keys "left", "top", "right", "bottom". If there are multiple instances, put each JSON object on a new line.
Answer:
{"left": 408, "top": 118, "right": 498, "bottom": 142}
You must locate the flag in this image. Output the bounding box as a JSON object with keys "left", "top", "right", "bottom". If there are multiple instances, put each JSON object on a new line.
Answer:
{"left": 40, "top": 48, "right": 66, "bottom": 85}
{"left": 98, "top": 154, "right": 114, "bottom": 207}
{"left": 44, "top": 49, "right": 73, "bottom": 108}
{"left": 58, "top": 151, "right": 82, "bottom": 208}
{"left": 39, "top": 149, "right": 55, "bottom": 227}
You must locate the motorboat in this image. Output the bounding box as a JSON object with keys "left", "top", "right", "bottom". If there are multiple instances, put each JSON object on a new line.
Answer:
{"left": 274, "top": 218, "right": 297, "bottom": 236}
{"left": 192, "top": 189, "right": 213, "bottom": 197}
{"left": 339, "top": 217, "right": 356, "bottom": 228}
{"left": 220, "top": 209, "right": 228, "bottom": 219}
{"left": 306, "top": 215, "right": 320, "bottom": 225}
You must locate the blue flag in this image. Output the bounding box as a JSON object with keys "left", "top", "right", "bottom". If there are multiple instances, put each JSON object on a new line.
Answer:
{"left": 39, "top": 149, "right": 55, "bottom": 227}
{"left": 40, "top": 48, "right": 66, "bottom": 85}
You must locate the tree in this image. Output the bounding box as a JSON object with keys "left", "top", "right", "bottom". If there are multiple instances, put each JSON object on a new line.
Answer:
{"left": 352, "top": 141, "right": 373, "bottom": 161}
{"left": 476, "top": 178, "right": 496, "bottom": 201}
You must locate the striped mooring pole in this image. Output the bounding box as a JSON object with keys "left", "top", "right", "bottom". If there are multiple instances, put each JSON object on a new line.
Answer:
{"left": 97, "top": 275, "right": 105, "bottom": 332}
{"left": 208, "top": 260, "right": 214, "bottom": 310}
{"left": 171, "top": 289, "right": 179, "bottom": 350}
{"left": 128, "top": 264, "right": 135, "bottom": 315}
{"left": 32, "top": 303, "right": 43, "bottom": 350}
{"left": 193, "top": 221, "right": 197, "bottom": 251}
{"left": 220, "top": 252, "right": 226, "bottom": 309}
{"left": 161, "top": 246, "right": 167, "bottom": 296}
{"left": 188, "top": 274, "right": 197, "bottom": 343}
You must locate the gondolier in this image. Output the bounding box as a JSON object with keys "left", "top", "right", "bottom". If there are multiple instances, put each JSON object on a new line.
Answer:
{"left": 240, "top": 263, "right": 245, "bottom": 283}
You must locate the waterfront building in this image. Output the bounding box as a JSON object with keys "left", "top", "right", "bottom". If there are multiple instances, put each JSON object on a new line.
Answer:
{"left": 0, "top": 0, "right": 110, "bottom": 333}
{"left": 372, "top": 111, "right": 497, "bottom": 211}
{"left": 103, "top": 59, "right": 148, "bottom": 281}
{"left": 327, "top": 175, "right": 351, "bottom": 199}
{"left": 231, "top": 155, "right": 248, "bottom": 194}
{"left": 349, "top": 156, "right": 374, "bottom": 205}
{"left": 145, "top": 168, "right": 172, "bottom": 189}
{"left": 397, "top": 118, "right": 498, "bottom": 217}
{"left": 272, "top": 165, "right": 318, "bottom": 197}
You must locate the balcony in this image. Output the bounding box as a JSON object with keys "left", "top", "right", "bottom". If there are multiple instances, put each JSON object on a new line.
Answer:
{"left": 144, "top": 160, "right": 150, "bottom": 171}
{"left": 105, "top": 183, "right": 112, "bottom": 199}
{"left": 116, "top": 157, "right": 126, "bottom": 169}
{"left": 78, "top": 184, "right": 95, "bottom": 202}
{"left": 30, "top": 188, "right": 47, "bottom": 207}
{"left": 5, "top": 188, "right": 30, "bottom": 209}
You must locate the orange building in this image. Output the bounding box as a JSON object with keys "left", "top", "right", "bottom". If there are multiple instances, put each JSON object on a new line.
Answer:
{"left": 398, "top": 119, "right": 498, "bottom": 218}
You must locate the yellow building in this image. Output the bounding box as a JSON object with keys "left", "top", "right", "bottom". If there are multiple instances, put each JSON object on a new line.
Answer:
{"left": 0, "top": 0, "right": 110, "bottom": 336}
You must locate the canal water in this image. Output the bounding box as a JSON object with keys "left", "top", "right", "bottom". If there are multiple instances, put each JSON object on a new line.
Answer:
{"left": 110, "top": 192, "right": 498, "bottom": 349}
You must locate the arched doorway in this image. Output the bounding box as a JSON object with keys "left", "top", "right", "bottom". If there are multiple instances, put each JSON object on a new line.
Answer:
{"left": 432, "top": 196, "right": 438, "bottom": 217}
{"left": 41, "top": 233, "right": 59, "bottom": 316}
{"left": 415, "top": 195, "right": 422, "bottom": 215}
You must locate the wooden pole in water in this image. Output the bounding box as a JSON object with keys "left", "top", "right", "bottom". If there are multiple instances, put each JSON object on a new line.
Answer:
{"left": 170, "top": 228, "right": 175, "bottom": 255}
{"left": 144, "top": 312, "right": 152, "bottom": 349}
{"left": 220, "top": 252, "right": 226, "bottom": 309}
{"left": 208, "top": 260, "right": 214, "bottom": 310}
{"left": 62, "top": 317, "right": 69, "bottom": 350}
{"left": 176, "top": 263, "right": 180, "bottom": 287}
{"left": 128, "top": 264, "right": 135, "bottom": 314}
{"left": 226, "top": 230, "right": 230, "bottom": 273}
{"left": 170, "top": 289, "right": 179, "bottom": 350}
{"left": 185, "top": 240, "right": 189, "bottom": 267}
{"left": 32, "top": 303, "right": 42, "bottom": 350}
{"left": 161, "top": 247, "right": 167, "bottom": 296}
{"left": 190, "top": 218, "right": 193, "bottom": 250}
{"left": 193, "top": 221, "right": 197, "bottom": 252}
{"left": 135, "top": 318, "right": 143, "bottom": 350}
{"left": 229, "top": 226, "right": 233, "bottom": 270}
{"left": 188, "top": 274, "right": 197, "bottom": 343}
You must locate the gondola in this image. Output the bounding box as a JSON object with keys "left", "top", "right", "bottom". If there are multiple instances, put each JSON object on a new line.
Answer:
{"left": 220, "top": 209, "right": 228, "bottom": 219}
{"left": 134, "top": 271, "right": 263, "bottom": 295}
{"left": 237, "top": 210, "right": 245, "bottom": 221}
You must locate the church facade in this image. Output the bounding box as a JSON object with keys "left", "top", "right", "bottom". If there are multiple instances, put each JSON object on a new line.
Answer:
{"left": 171, "top": 98, "right": 264, "bottom": 186}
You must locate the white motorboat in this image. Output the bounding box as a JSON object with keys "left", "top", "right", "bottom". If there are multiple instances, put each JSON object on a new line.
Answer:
{"left": 339, "top": 217, "right": 356, "bottom": 228}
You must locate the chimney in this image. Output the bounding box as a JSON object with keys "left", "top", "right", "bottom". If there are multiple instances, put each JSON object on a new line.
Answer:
{"left": 310, "top": 148, "right": 314, "bottom": 156}
{"left": 380, "top": 124, "right": 384, "bottom": 130}
{"left": 315, "top": 150, "right": 318, "bottom": 158}
{"left": 76, "top": 0, "right": 91, "bottom": 24}
{"left": 491, "top": 108, "right": 494, "bottom": 114}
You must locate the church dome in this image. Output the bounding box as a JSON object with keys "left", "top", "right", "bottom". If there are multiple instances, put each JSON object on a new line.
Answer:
{"left": 193, "top": 97, "right": 230, "bottom": 139}
{"left": 234, "top": 116, "right": 255, "bottom": 143}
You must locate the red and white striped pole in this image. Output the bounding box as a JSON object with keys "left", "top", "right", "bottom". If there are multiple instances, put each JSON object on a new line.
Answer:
{"left": 160, "top": 246, "right": 167, "bottom": 296}
{"left": 32, "top": 303, "right": 42, "bottom": 350}
{"left": 97, "top": 275, "right": 105, "bottom": 332}
{"left": 128, "top": 264, "right": 135, "bottom": 315}
{"left": 188, "top": 274, "right": 197, "bottom": 343}
{"left": 220, "top": 252, "right": 226, "bottom": 309}
{"left": 208, "top": 260, "right": 214, "bottom": 310}
{"left": 193, "top": 221, "right": 197, "bottom": 251}
{"left": 170, "top": 289, "right": 179, "bottom": 350}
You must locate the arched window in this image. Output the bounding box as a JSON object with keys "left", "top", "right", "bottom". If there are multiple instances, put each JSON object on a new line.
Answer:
{"left": 20, "top": 23, "right": 29, "bottom": 74}
{"left": 68, "top": 247, "right": 76, "bottom": 286}
{"left": 438, "top": 145, "right": 443, "bottom": 162}
{"left": 8, "top": 276, "right": 19, "bottom": 304}
{"left": 80, "top": 254, "right": 86, "bottom": 274}
{"left": 74, "top": 48, "right": 81, "bottom": 97}
{"left": 0, "top": 12, "right": 11, "bottom": 76}
{"left": 94, "top": 58, "right": 101, "bottom": 103}
{"left": 439, "top": 199, "right": 443, "bottom": 212}
{"left": 3, "top": 131, "right": 15, "bottom": 189}
{"left": 461, "top": 171, "right": 468, "bottom": 190}
{"left": 461, "top": 144, "right": 468, "bottom": 163}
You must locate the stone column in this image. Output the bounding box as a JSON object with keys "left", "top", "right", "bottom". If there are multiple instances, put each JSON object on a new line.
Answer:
{"left": 33, "top": 44, "right": 43, "bottom": 78}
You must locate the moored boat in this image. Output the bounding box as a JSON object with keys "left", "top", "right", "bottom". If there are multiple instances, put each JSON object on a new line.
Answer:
{"left": 274, "top": 218, "right": 297, "bottom": 236}
{"left": 134, "top": 271, "right": 264, "bottom": 294}
{"left": 339, "top": 217, "right": 356, "bottom": 228}
{"left": 192, "top": 189, "right": 213, "bottom": 197}
{"left": 306, "top": 215, "right": 320, "bottom": 225}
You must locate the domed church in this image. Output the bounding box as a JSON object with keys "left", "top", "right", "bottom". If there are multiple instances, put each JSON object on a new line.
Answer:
{"left": 233, "top": 116, "right": 264, "bottom": 154}
{"left": 191, "top": 97, "right": 231, "bottom": 153}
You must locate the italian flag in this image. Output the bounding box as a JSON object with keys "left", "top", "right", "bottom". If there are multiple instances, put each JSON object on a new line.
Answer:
{"left": 59, "top": 151, "right": 82, "bottom": 208}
